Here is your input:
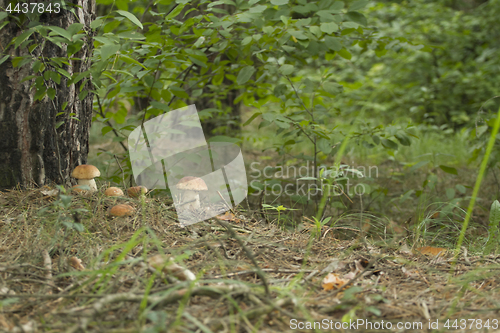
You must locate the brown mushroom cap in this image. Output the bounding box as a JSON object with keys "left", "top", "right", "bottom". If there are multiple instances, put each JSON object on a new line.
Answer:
{"left": 72, "top": 165, "right": 100, "bottom": 179}
{"left": 109, "top": 204, "right": 135, "bottom": 217}
{"left": 105, "top": 187, "right": 124, "bottom": 197}
{"left": 175, "top": 176, "right": 208, "bottom": 191}
{"left": 127, "top": 186, "right": 148, "bottom": 197}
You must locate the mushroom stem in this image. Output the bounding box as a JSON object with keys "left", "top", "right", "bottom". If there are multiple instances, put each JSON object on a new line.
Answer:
{"left": 181, "top": 190, "right": 200, "bottom": 209}
{"left": 77, "top": 179, "right": 97, "bottom": 192}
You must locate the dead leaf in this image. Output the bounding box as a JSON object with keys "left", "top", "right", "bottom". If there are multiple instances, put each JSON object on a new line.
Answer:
{"left": 40, "top": 188, "right": 58, "bottom": 196}
{"left": 68, "top": 257, "right": 85, "bottom": 271}
{"left": 430, "top": 212, "right": 440, "bottom": 219}
{"left": 415, "top": 246, "right": 447, "bottom": 257}
{"left": 217, "top": 212, "right": 241, "bottom": 223}
{"left": 322, "top": 273, "right": 349, "bottom": 291}
{"left": 388, "top": 220, "right": 405, "bottom": 236}
{"left": 399, "top": 243, "right": 412, "bottom": 255}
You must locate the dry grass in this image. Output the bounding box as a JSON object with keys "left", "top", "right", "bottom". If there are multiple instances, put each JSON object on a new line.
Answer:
{"left": 0, "top": 186, "right": 500, "bottom": 333}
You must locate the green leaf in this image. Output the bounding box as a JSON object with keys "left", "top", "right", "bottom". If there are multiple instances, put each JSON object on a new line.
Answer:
{"left": 446, "top": 188, "right": 455, "bottom": 200}
{"left": 349, "top": 0, "right": 369, "bottom": 11}
{"left": 288, "top": 29, "right": 308, "bottom": 40}
{"left": 78, "top": 90, "right": 89, "bottom": 101}
{"left": 323, "top": 82, "right": 343, "bottom": 95}
{"left": 337, "top": 48, "right": 352, "bottom": 60}
{"left": 101, "top": 44, "right": 120, "bottom": 60}
{"left": 243, "top": 112, "right": 262, "bottom": 126}
{"left": 371, "top": 135, "right": 380, "bottom": 145}
{"left": 331, "top": 1, "right": 345, "bottom": 11}
{"left": 116, "top": 10, "right": 143, "bottom": 29}
{"left": 324, "top": 36, "right": 342, "bottom": 51}
{"left": 119, "top": 55, "right": 147, "bottom": 69}
{"left": 309, "top": 26, "right": 322, "bottom": 38}
{"left": 271, "top": 0, "right": 288, "bottom": 5}
{"left": 409, "top": 160, "right": 429, "bottom": 172}
{"left": 0, "top": 55, "right": 10, "bottom": 66}
{"left": 47, "top": 87, "right": 56, "bottom": 100}
{"left": 298, "top": 177, "right": 317, "bottom": 181}
{"left": 170, "top": 86, "right": 190, "bottom": 99}
{"left": 237, "top": 66, "right": 256, "bottom": 85}
{"left": 67, "top": 23, "right": 84, "bottom": 37}
{"left": 318, "top": 138, "right": 332, "bottom": 154}
{"left": 439, "top": 165, "right": 458, "bottom": 175}
{"left": 381, "top": 139, "right": 398, "bottom": 150}
{"left": 102, "top": 126, "right": 113, "bottom": 136}
{"left": 490, "top": 200, "right": 500, "bottom": 225}
{"left": 241, "top": 36, "right": 253, "bottom": 46}
{"left": 48, "top": 26, "right": 72, "bottom": 41}
{"left": 274, "top": 83, "right": 287, "bottom": 96}
{"left": 320, "top": 22, "right": 338, "bottom": 34}
{"left": 275, "top": 120, "right": 290, "bottom": 129}
{"left": 344, "top": 11, "right": 367, "bottom": 26}
{"left": 395, "top": 133, "right": 411, "bottom": 146}
{"left": 150, "top": 101, "right": 170, "bottom": 111}
{"left": 472, "top": 125, "right": 488, "bottom": 138}
{"left": 193, "top": 36, "right": 205, "bottom": 48}
{"left": 486, "top": 200, "right": 500, "bottom": 254}
{"left": 14, "top": 29, "right": 34, "bottom": 49}
{"left": 20, "top": 75, "right": 36, "bottom": 83}
{"left": 50, "top": 71, "right": 61, "bottom": 85}
{"left": 212, "top": 72, "right": 224, "bottom": 85}
{"left": 279, "top": 64, "right": 294, "bottom": 75}
{"left": 166, "top": 3, "right": 185, "bottom": 19}
{"left": 455, "top": 184, "right": 466, "bottom": 194}
{"left": 249, "top": 5, "right": 267, "bottom": 13}
{"left": 34, "top": 86, "right": 47, "bottom": 101}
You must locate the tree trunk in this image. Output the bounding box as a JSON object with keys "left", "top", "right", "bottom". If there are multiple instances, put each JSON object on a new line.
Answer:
{"left": 0, "top": 0, "right": 96, "bottom": 190}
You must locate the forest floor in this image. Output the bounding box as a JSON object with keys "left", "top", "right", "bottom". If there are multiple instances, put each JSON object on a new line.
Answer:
{"left": 0, "top": 183, "right": 499, "bottom": 332}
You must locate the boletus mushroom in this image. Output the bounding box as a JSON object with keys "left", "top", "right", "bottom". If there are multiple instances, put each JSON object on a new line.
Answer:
{"left": 105, "top": 187, "right": 124, "bottom": 197}
{"left": 72, "top": 165, "right": 100, "bottom": 192}
{"left": 127, "top": 186, "right": 148, "bottom": 198}
{"left": 175, "top": 176, "right": 208, "bottom": 209}
{"left": 109, "top": 204, "right": 135, "bottom": 217}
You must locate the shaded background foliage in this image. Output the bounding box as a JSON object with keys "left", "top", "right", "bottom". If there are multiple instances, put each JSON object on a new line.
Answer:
{"left": 2, "top": 0, "right": 500, "bottom": 217}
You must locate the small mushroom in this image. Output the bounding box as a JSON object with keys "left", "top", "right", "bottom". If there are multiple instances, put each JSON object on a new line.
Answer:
{"left": 105, "top": 187, "right": 124, "bottom": 197}
{"left": 148, "top": 254, "right": 196, "bottom": 281}
{"left": 175, "top": 176, "right": 208, "bottom": 209}
{"left": 109, "top": 204, "right": 135, "bottom": 217}
{"left": 127, "top": 186, "right": 148, "bottom": 198}
{"left": 72, "top": 165, "right": 100, "bottom": 192}
{"left": 68, "top": 257, "right": 85, "bottom": 271}
{"left": 71, "top": 185, "right": 87, "bottom": 194}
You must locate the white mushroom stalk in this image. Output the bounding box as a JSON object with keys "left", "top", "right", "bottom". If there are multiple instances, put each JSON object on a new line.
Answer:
{"left": 78, "top": 178, "right": 97, "bottom": 192}
{"left": 182, "top": 190, "right": 200, "bottom": 208}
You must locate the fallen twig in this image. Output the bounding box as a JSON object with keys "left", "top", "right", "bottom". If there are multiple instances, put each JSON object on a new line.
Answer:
{"left": 41, "top": 250, "right": 52, "bottom": 294}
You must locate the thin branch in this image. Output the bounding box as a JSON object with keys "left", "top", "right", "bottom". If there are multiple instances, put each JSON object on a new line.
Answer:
{"left": 95, "top": 95, "right": 128, "bottom": 152}
{"left": 41, "top": 249, "right": 53, "bottom": 294}
{"left": 214, "top": 218, "right": 271, "bottom": 297}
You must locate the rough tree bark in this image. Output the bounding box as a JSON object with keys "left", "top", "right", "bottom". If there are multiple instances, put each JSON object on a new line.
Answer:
{"left": 0, "top": 0, "right": 96, "bottom": 190}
